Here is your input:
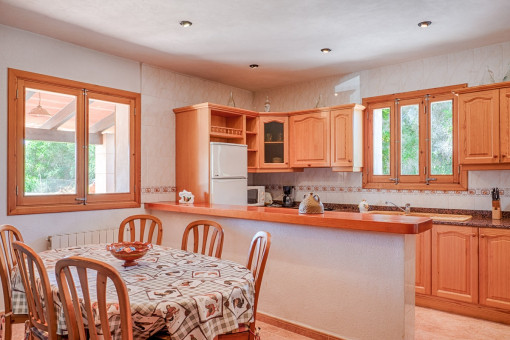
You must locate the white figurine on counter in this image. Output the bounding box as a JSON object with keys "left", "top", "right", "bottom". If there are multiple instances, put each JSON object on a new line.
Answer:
{"left": 179, "top": 190, "right": 194, "bottom": 204}
{"left": 358, "top": 199, "right": 369, "bottom": 213}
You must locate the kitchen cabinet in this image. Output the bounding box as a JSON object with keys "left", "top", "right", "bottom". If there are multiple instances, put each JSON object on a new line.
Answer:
{"left": 458, "top": 89, "right": 500, "bottom": 165}
{"left": 416, "top": 223, "right": 510, "bottom": 324}
{"left": 175, "top": 102, "right": 365, "bottom": 177}
{"left": 174, "top": 103, "right": 255, "bottom": 203}
{"left": 431, "top": 225, "right": 478, "bottom": 303}
{"left": 259, "top": 115, "right": 290, "bottom": 169}
{"left": 500, "top": 87, "right": 510, "bottom": 164}
{"left": 415, "top": 229, "right": 431, "bottom": 294}
{"left": 330, "top": 104, "right": 364, "bottom": 171}
{"left": 457, "top": 83, "right": 510, "bottom": 169}
{"left": 289, "top": 110, "right": 330, "bottom": 167}
{"left": 479, "top": 228, "right": 510, "bottom": 311}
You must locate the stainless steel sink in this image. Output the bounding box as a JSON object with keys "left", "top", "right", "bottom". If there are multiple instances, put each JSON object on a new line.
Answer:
{"left": 367, "top": 210, "right": 472, "bottom": 222}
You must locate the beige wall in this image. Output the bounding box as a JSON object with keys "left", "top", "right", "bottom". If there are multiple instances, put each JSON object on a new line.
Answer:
{"left": 251, "top": 41, "right": 510, "bottom": 212}
{"left": 0, "top": 24, "right": 252, "bottom": 252}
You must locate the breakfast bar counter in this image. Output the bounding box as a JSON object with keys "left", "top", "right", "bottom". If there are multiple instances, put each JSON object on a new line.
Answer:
{"left": 146, "top": 201, "right": 431, "bottom": 340}
{"left": 145, "top": 201, "right": 432, "bottom": 234}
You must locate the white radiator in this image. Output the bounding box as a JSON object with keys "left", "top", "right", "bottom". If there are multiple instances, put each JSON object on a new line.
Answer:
{"left": 47, "top": 228, "right": 118, "bottom": 250}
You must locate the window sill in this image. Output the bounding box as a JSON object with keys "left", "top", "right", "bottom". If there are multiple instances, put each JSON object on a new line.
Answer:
{"left": 362, "top": 182, "right": 468, "bottom": 192}
{"left": 8, "top": 200, "right": 140, "bottom": 215}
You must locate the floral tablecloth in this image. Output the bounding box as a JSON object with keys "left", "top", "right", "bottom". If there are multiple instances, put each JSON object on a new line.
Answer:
{"left": 12, "top": 244, "right": 255, "bottom": 339}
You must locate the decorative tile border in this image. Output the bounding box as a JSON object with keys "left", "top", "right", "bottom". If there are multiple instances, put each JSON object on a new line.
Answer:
{"left": 141, "top": 186, "right": 176, "bottom": 194}
{"left": 264, "top": 184, "right": 507, "bottom": 196}
{"left": 141, "top": 184, "right": 508, "bottom": 197}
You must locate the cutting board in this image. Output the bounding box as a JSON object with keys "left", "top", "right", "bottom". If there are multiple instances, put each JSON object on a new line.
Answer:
{"left": 368, "top": 211, "right": 472, "bottom": 222}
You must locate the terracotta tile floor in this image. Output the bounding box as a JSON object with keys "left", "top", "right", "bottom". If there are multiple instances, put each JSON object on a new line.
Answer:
{"left": 8, "top": 307, "right": 510, "bottom": 339}
{"left": 414, "top": 307, "right": 510, "bottom": 340}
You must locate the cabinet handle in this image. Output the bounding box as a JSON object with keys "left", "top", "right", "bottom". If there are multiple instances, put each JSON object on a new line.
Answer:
{"left": 502, "top": 155, "right": 507, "bottom": 158}
{"left": 480, "top": 234, "right": 485, "bottom": 238}
{"left": 472, "top": 233, "right": 477, "bottom": 237}
{"left": 494, "top": 155, "right": 498, "bottom": 158}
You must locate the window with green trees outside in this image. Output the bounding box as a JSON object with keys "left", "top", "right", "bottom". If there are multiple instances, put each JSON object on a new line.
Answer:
{"left": 363, "top": 85, "right": 467, "bottom": 190}
{"left": 8, "top": 69, "right": 141, "bottom": 215}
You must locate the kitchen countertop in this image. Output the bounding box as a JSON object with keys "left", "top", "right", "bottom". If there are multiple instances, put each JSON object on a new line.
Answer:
{"left": 320, "top": 203, "right": 510, "bottom": 229}
{"left": 145, "top": 201, "right": 432, "bottom": 234}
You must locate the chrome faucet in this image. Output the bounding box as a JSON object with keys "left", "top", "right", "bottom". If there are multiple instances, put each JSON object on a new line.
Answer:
{"left": 385, "top": 201, "right": 411, "bottom": 215}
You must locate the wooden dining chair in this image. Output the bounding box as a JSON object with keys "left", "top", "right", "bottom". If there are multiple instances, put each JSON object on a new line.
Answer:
{"left": 11, "top": 241, "right": 57, "bottom": 340}
{"left": 55, "top": 256, "right": 133, "bottom": 340}
{"left": 118, "top": 214, "right": 163, "bottom": 245}
{"left": 181, "top": 220, "right": 224, "bottom": 258}
{"left": 217, "top": 231, "right": 271, "bottom": 340}
{"left": 0, "top": 225, "right": 28, "bottom": 340}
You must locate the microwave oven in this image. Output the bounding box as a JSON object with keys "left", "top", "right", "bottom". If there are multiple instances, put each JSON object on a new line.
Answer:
{"left": 247, "top": 186, "right": 265, "bottom": 206}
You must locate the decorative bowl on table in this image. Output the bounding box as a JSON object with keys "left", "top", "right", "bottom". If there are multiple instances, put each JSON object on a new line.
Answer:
{"left": 106, "top": 241, "right": 152, "bottom": 267}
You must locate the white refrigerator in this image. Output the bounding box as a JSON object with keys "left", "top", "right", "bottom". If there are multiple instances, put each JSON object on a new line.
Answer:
{"left": 210, "top": 142, "right": 247, "bottom": 205}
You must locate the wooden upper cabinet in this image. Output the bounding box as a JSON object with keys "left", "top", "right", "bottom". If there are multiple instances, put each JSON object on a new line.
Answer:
{"left": 330, "top": 104, "right": 364, "bottom": 171}
{"left": 431, "top": 225, "right": 478, "bottom": 303}
{"left": 500, "top": 87, "right": 510, "bottom": 164}
{"left": 479, "top": 228, "right": 510, "bottom": 311}
{"left": 259, "top": 116, "right": 289, "bottom": 169}
{"left": 458, "top": 89, "right": 500, "bottom": 164}
{"left": 289, "top": 111, "right": 330, "bottom": 167}
{"left": 416, "top": 229, "right": 431, "bottom": 295}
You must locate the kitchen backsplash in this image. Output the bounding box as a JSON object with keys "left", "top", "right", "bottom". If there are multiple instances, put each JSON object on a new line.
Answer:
{"left": 250, "top": 169, "right": 510, "bottom": 211}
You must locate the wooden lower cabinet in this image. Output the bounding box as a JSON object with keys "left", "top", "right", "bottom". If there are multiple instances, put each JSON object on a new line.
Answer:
{"left": 479, "top": 228, "right": 510, "bottom": 310}
{"left": 415, "top": 229, "right": 431, "bottom": 294}
{"left": 416, "top": 224, "right": 510, "bottom": 324}
{"left": 431, "top": 225, "right": 478, "bottom": 303}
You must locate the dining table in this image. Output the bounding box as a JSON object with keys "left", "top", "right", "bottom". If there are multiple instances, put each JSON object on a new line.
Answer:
{"left": 11, "top": 244, "right": 255, "bottom": 339}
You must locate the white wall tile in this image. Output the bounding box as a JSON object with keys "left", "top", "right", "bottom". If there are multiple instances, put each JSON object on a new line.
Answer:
{"left": 473, "top": 44, "right": 503, "bottom": 85}
{"left": 469, "top": 171, "right": 502, "bottom": 188}
{"left": 474, "top": 196, "right": 492, "bottom": 211}
{"left": 447, "top": 49, "right": 475, "bottom": 86}
{"left": 422, "top": 54, "right": 448, "bottom": 89}
{"left": 447, "top": 195, "right": 475, "bottom": 210}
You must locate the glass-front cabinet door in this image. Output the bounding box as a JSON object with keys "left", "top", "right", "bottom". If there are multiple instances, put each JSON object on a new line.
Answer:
{"left": 259, "top": 116, "right": 289, "bottom": 168}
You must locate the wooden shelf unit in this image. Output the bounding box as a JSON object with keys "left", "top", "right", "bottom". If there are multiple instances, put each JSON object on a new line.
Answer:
{"left": 209, "top": 108, "right": 246, "bottom": 144}
{"left": 174, "top": 103, "right": 256, "bottom": 203}
{"left": 246, "top": 116, "right": 259, "bottom": 169}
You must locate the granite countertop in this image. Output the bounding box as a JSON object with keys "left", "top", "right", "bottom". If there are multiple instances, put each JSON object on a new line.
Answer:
{"left": 321, "top": 203, "right": 510, "bottom": 229}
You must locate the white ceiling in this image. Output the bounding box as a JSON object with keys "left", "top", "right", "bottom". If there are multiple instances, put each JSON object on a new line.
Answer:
{"left": 1, "top": 0, "right": 510, "bottom": 91}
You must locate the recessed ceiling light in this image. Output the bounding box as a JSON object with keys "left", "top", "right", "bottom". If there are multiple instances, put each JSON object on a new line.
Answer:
{"left": 249, "top": 64, "right": 259, "bottom": 69}
{"left": 321, "top": 48, "right": 332, "bottom": 54}
{"left": 179, "top": 20, "right": 192, "bottom": 27}
{"left": 418, "top": 21, "right": 432, "bottom": 28}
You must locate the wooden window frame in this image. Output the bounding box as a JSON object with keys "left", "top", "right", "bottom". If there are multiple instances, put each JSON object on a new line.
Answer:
{"left": 7, "top": 68, "right": 141, "bottom": 215}
{"left": 362, "top": 84, "right": 468, "bottom": 191}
